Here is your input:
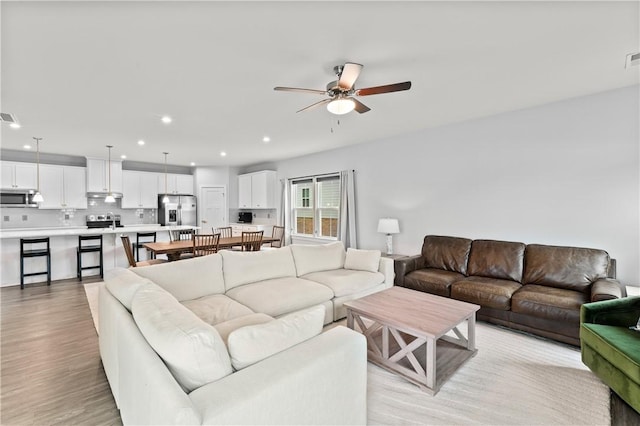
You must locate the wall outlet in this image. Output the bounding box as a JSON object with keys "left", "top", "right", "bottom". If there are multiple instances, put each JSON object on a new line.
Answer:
{"left": 22, "top": 215, "right": 28, "bottom": 221}
{"left": 64, "top": 213, "right": 70, "bottom": 220}
{"left": 139, "top": 213, "right": 144, "bottom": 219}
{"left": 3, "top": 216, "right": 9, "bottom": 222}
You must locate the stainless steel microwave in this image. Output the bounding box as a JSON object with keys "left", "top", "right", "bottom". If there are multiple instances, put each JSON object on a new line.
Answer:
{"left": 0, "top": 191, "right": 38, "bottom": 207}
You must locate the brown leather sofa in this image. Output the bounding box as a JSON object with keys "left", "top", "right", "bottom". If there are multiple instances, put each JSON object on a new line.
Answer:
{"left": 395, "top": 235, "right": 625, "bottom": 346}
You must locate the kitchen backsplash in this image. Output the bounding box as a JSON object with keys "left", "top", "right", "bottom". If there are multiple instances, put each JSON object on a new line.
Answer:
{"left": 230, "top": 208, "right": 277, "bottom": 225}
{"left": 0, "top": 199, "right": 158, "bottom": 229}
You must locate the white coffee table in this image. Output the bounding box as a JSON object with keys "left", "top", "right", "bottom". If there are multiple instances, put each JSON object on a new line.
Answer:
{"left": 344, "top": 286, "right": 480, "bottom": 395}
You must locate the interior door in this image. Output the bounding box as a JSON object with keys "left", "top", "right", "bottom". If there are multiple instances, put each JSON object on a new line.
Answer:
{"left": 200, "top": 186, "right": 226, "bottom": 232}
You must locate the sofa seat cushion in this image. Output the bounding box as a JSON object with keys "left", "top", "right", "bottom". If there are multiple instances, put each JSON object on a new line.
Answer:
{"left": 512, "top": 284, "right": 588, "bottom": 322}
{"left": 225, "top": 276, "right": 334, "bottom": 318}
{"left": 227, "top": 305, "right": 325, "bottom": 370}
{"left": 182, "top": 294, "right": 255, "bottom": 326}
{"left": 404, "top": 268, "right": 465, "bottom": 297}
{"left": 302, "top": 269, "right": 384, "bottom": 298}
{"left": 131, "top": 283, "right": 233, "bottom": 393}
{"left": 451, "top": 276, "right": 521, "bottom": 310}
{"left": 581, "top": 323, "right": 640, "bottom": 385}
{"left": 214, "top": 313, "right": 274, "bottom": 345}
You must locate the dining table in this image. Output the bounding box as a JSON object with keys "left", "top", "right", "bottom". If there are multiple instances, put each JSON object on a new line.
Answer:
{"left": 143, "top": 235, "right": 280, "bottom": 261}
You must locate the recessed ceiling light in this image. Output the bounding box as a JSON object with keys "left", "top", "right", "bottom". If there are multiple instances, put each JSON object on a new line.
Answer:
{"left": 220, "top": 151, "right": 227, "bottom": 157}
{"left": 10, "top": 123, "right": 21, "bottom": 129}
{"left": 137, "top": 140, "right": 145, "bottom": 146}
{"left": 161, "top": 115, "right": 172, "bottom": 124}
{"left": 23, "top": 144, "right": 31, "bottom": 150}
{"left": 262, "top": 136, "right": 271, "bottom": 143}
{"left": 121, "top": 155, "right": 127, "bottom": 159}
{"left": 190, "top": 162, "right": 196, "bottom": 166}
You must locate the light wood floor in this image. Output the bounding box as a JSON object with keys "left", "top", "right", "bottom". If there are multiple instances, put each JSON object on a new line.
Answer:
{"left": 1, "top": 278, "right": 122, "bottom": 425}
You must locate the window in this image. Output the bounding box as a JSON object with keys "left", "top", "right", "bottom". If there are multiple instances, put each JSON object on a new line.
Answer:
{"left": 291, "top": 174, "right": 340, "bottom": 239}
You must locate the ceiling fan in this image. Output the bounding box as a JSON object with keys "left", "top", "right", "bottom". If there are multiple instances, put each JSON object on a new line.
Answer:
{"left": 274, "top": 62, "right": 411, "bottom": 115}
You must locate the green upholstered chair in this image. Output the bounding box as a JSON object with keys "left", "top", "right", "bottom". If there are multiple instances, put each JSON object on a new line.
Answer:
{"left": 580, "top": 297, "right": 640, "bottom": 414}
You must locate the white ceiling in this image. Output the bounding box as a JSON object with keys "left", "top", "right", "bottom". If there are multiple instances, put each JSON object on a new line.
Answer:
{"left": 1, "top": 1, "right": 638, "bottom": 167}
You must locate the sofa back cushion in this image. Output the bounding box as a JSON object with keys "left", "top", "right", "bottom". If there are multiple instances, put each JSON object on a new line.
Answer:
{"left": 290, "top": 242, "right": 346, "bottom": 276}
{"left": 132, "top": 282, "right": 233, "bottom": 393}
{"left": 132, "top": 253, "right": 225, "bottom": 301}
{"left": 523, "top": 244, "right": 610, "bottom": 292}
{"left": 221, "top": 246, "right": 297, "bottom": 291}
{"left": 467, "top": 239, "right": 525, "bottom": 282}
{"left": 421, "top": 235, "right": 472, "bottom": 275}
{"left": 104, "top": 268, "right": 153, "bottom": 311}
{"left": 344, "top": 248, "right": 381, "bottom": 273}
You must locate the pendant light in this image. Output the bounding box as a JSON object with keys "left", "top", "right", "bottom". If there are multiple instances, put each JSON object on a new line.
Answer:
{"left": 31, "top": 137, "right": 44, "bottom": 203}
{"left": 162, "top": 152, "right": 169, "bottom": 204}
{"left": 104, "top": 145, "right": 116, "bottom": 203}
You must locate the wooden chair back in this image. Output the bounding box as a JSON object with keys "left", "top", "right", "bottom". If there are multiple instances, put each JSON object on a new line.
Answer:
{"left": 241, "top": 230, "right": 263, "bottom": 252}
{"left": 169, "top": 229, "right": 194, "bottom": 242}
{"left": 271, "top": 226, "right": 285, "bottom": 248}
{"left": 213, "top": 227, "right": 232, "bottom": 239}
{"left": 120, "top": 235, "right": 137, "bottom": 267}
{"left": 194, "top": 234, "right": 220, "bottom": 257}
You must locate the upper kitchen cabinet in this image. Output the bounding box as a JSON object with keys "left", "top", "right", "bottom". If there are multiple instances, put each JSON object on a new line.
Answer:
{"left": 157, "top": 173, "right": 194, "bottom": 195}
{"left": 38, "top": 165, "right": 87, "bottom": 209}
{"left": 122, "top": 171, "right": 159, "bottom": 209}
{"left": 238, "top": 170, "right": 277, "bottom": 209}
{"left": 1, "top": 161, "right": 37, "bottom": 190}
{"left": 86, "top": 158, "right": 123, "bottom": 193}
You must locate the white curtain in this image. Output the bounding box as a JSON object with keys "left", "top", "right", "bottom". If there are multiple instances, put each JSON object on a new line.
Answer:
{"left": 338, "top": 170, "right": 357, "bottom": 248}
{"left": 280, "top": 178, "right": 290, "bottom": 246}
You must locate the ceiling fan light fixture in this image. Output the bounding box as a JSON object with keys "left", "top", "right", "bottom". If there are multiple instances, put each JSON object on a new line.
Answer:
{"left": 327, "top": 97, "right": 355, "bottom": 115}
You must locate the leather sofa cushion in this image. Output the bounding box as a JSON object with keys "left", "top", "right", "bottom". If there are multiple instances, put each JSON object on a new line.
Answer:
{"left": 421, "top": 235, "right": 472, "bottom": 275}
{"left": 523, "top": 244, "right": 610, "bottom": 293}
{"left": 467, "top": 239, "right": 525, "bottom": 283}
{"left": 225, "top": 276, "right": 334, "bottom": 318}
{"left": 512, "top": 284, "right": 588, "bottom": 322}
{"left": 182, "top": 294, "right": 255, "bottom": 326}
{"left": 451, "top": 276, "right": 521, "bottom": 310}
{"left": 404, "top": 268, "right": 465, "bottom": 297}
{"left": 302, "top": 269, "right": 384, "bottom": 298}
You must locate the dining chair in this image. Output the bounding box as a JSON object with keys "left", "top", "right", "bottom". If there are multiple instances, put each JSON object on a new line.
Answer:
{"left": 213, "top": 227, "right": 233, "bottom": 239}
{"left": 169, "top": 229, "right": 195, "bottom": 242}
{"left": 241, "top": 230, "right": 263, "bottom": 252}
{"left": 121, "top": 236, "right": 167, "bottom": 267}
{"left": 193, "top": 233, "right": 220, "bottom": 257}
{"left": 261, "top": 225, "right": 285, "bottom": 251}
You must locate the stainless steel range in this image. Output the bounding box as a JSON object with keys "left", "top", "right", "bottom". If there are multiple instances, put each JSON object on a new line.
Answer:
{"left": 86, "top": 214, "right": 123, "bottom": 229}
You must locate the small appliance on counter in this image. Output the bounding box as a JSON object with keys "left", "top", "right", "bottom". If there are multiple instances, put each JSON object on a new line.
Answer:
{"left": 238, "top": 212, "right": 253, "bottom": 223}
{"left": 86, "top": 214, "right": 122, "bottom": 229}
{"left": 158, "top": 195, "right": 197, "bottom": 226}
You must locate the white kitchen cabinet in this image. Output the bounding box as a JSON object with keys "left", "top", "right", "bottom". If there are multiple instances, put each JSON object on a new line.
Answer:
{"left": 38, "top": 165, "right": 87, "bottom": 209}
{"left": 1, "top": 161, "right": 37, "bottom": 190}
{"left": 157, "top": 173, "right": 194, "bottom": 195}
{"left": 86, "top": 158, "right": 123, "bottom": 193}
{"left": 238, "top": 170, "right": 276, "bottom": 209}
{"left": 122, "top": 171, "right": 159, "bottom": 209}
{"left": 230, "top": 223, "right": 272, "bottom": 237}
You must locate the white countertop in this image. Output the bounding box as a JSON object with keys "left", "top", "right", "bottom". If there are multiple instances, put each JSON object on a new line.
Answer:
{"left": 0, "top": 224, "right": 198, "bottom": 239}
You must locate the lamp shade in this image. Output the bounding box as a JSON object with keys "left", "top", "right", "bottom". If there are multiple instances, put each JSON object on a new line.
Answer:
{"left": 377, "top": 218, "right": 400, "bottom": 234}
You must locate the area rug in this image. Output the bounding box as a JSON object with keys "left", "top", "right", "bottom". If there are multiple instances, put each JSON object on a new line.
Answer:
{"left": 83, "top": 285, "right": 609, "bottom": 425}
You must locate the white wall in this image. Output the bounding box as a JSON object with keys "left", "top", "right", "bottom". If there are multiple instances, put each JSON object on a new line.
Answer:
{"left": 274, "top": 86, "right": 640, "bottom": 285}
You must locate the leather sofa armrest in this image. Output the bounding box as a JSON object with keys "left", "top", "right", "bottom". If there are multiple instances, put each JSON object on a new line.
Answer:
{"left": 581, "top": 296, "right": 640, "bottom": 327}
{"left": 394, "top": 254, "right": 424, "bottom": 286}
{"left": 591, "top": 278, "right": 624, "bottom": 302}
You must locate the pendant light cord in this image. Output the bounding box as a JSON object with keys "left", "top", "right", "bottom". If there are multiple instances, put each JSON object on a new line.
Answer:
{"left": 33, "top": 137, "right": 42, "bottom": 193}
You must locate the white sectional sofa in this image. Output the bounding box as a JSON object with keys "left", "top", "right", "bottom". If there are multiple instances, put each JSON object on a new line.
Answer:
{"left": 100, "top": 242, "right": 394, "bottom": 425}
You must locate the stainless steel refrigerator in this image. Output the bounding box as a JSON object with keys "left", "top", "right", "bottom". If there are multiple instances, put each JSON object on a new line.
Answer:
{"left": 158, "top": 195, "right": 197, "bottom": 226}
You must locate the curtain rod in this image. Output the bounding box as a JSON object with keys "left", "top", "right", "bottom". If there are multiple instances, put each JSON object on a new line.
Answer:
{"left": 287, "top": 169, "right": 355, "bottom": 181}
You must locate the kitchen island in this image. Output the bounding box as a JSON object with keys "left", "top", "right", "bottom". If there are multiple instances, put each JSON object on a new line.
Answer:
{"left": 0, "top": 224, "right": 197, "bottom": 287}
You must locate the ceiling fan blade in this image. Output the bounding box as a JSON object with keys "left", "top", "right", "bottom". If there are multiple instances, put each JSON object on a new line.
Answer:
{"left": 356, "top": 81, "right": 412, "bottom": 96}
{"left": 296, "top": 98, "right": 332, "bottom": 113}
{"left": 352, "top": 99, "right": 371, "bottom": 114}
{"left": 274, "top": 86, "right": 327, "bottom": 95}
{"left": 338, "top": 62, "right": 363, "bottom": 90}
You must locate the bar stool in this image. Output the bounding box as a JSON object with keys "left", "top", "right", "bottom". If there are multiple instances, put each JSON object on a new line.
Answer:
{"left": 133, "top": 232, "right": 157, "bottom": 261}
{"left": 20, "top": 237, "right": 51, "bottom": 289}
{"left": 77, "top": 235, "right": 103, "bottom": 281}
